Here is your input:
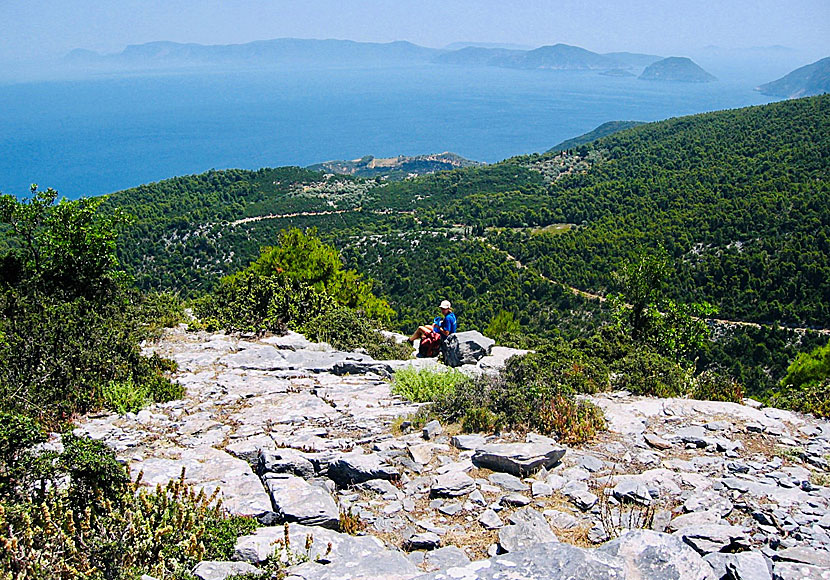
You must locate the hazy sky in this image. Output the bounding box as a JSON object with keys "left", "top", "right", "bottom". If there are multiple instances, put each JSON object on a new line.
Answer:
{"left": 3, "top": 0, "right": 829, "bottom": 63}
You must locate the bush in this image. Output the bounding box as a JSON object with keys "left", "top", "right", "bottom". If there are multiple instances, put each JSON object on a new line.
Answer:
{"left": 772, "top": 342, "right": 830, "bottom": 418}
{"left": 303, "top": 307, "right": 412, "bottom": 361}
{"left": 194, "top": 268, "right": 335, "bottom": 335}
{"left": 690, "top": 369, "right": 744, "bottom": 403}
{"left": 431, "top": 373, "right": 606, "bottom": 443}
{"left": 610, "top": 350, "right": 692, "bottom": 397}
{"left": 502, "top": 341, "right": 610, "bottom": 395}
{"left": 0, "top": 470, "right": 259, "bottom": 580}
{"left": 391, "top": 367, "right": 467, "bottom": 402}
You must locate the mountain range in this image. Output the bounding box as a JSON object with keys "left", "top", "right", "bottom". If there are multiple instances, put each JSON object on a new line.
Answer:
{"left": 66, "top": 37, "right": 689, "bottom": 77}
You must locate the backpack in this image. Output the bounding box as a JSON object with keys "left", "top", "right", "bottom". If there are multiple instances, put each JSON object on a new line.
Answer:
{"left": 418, "top": 332, "right": 442, "bottom": 358}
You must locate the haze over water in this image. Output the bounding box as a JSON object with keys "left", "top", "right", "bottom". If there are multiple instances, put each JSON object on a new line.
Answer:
{"left": 0, "top": 63, "right": 777, "bottom": 199}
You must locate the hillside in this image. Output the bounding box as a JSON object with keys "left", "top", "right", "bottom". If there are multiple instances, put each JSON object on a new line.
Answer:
{"left": 547, "top": 121, "right": 645, "bottom": 153}
{"left": 307, "top": 152, "right": 482, "bottom": 180}
{"left": 639, "top": 57, "right": 717, "bottom": 82}
{"left": 757, "top": 56, "right": 830, "bottom": 98}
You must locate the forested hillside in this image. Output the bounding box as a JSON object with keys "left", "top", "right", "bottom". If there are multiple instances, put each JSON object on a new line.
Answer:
{"left": 101, "top": 95, "right": 829, "bottom": 398}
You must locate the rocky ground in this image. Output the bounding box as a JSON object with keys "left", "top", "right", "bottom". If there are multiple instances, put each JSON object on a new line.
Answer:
{"left": 76, "top": 327, "right": 830, "bottom": 580}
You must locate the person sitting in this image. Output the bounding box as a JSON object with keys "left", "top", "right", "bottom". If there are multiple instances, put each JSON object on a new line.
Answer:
{"left": 409, "top": 300, "right": 457, "bottom": 356}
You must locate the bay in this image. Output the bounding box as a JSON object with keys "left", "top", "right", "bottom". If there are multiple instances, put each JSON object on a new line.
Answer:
{"left": 0, "top": 63, "right": 775, "bottom": 199}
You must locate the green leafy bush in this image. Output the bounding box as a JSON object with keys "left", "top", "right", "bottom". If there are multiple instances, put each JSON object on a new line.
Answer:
{"left": 536, "top": 394, "right": 607, "bottom": 445}
{"left": 0, "top": 471, "right": 258, "bottom": 580}
{"left": 610, "top": 350, "right": 692, "bottom": 397}
{"left": 391, "top": 367, "right": 467, "bottom": 402}
{"left": 689, "top": 369, "right": 744, "bottom": 403}
{"left": 503, "top": 340, "right": 610, "bottom": 395}
{"left": 485, "top": 310, "right": 521, "bottom": 340}
{"left": 302, "top": 307, "right": 411, "bottom": 360}
{"left": 772, "top": 342, "right": 830, "bottom": 417}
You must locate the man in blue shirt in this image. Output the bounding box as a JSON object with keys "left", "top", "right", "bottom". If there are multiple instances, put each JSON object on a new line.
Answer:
{"left": 408, "top": 300, "right": 456, "bottom": 345}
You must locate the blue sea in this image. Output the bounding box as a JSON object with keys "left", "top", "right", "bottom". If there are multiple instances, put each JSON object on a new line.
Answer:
{"left": 0, "top": 64, "right": 776, "bottom": 199}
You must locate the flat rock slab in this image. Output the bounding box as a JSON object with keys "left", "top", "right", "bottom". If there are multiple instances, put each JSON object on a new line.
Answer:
{"left": 598, "top": 529, "right": 715, "bottom": 580}
{"left": 431, "top": 472, "right": 476, "bottom": 497}
{"left": 263, "top": 473, "right": 340, "bottom": 528}
{"left": 131, "top": 447, "right": 271, "bottom": 517}
{"left": 472, "top": 442, "right": 566, "bottom": 476}
{"left": 415, "top": 542, "right": 626, "bottom": 580}
{"left": 327, "top": 450, "right": 400, "bottom": 486}
{"left": 674, "top": 524, "right": 751, "bottom": 555}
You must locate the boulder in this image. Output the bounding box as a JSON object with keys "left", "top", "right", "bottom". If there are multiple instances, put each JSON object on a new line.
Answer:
{"left": 598, "top": 529, "right": 715, "bottom": 580}
{"left": 257, "top": 448, "right": 315, "bottom": 479}
{"left": 421, "top": 546, "right": 470, "bottom": 572}
{"left": 327, "top": 450, "right": 400, "bottom": 486}
{"left": 704, "top": 552, "right": 772, "bottom": 580}
{"left": 405, "top": 532, "right": 441, "bottom": 551}
{"left": 472, "top": 442, "right": 566, "bottom": 476}
{"left": 262, "top": 474, "right": 339, "bottom": 528}
{"left": 488, "top": 472, "right": 529, "bottom": 492}
{"left": 443, "top": 331, "right": 495, "bottom": 368}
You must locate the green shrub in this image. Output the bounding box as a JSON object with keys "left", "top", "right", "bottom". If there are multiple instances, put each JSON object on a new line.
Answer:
{"left": 485, "top": 310, "right": 521, "bottom": 340}
{"left": 0, "top": 470, "right": 259, "bottom": 580}
{"left": 133, "top": 290, "right": 186, "bottom": 338}
{"left": 611, "top": 350, "right": 692, "bottom": 397}
{"left": 502, "top": 340, "right": 610, "bottom": 394}
{"left": 772, "top": 342, "right": 830, "bottom": 418}
{"left": 303, "top": 307, "right": 412, "bottom": 361}
{"left": 690, "top": 369, "right": 744, "bottom": 403}
{"left": 194, "top": 268, "right": 335, "bottom": 335}
{"left": 461, "top": 407, "right": 499, "bottom": 432}
{"left": 536, "top": 394, "right": 606, "bottom": 444}
{"left": 391, "top": 367, "right": 467, "bottom": 402}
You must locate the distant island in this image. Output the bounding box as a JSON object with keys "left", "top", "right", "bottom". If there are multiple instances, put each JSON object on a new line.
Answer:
{"left": 547, "top": 120, "right": 645, "bottom": 153}
{"left": 66, "top": 37, "right": 669, "bottom": 75}
{"left": 307, "top": 152, "right": 482, "bottom": 180}
{"left": 756, "top": 56, "right": 830, "bottom": 98}
{"left": 639, "top": 57, "right": 717, "bottom": 82}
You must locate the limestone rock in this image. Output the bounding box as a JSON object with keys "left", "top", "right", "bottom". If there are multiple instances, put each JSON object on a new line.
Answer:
{"left": 327, "top": 450, "right": 400, "bottom": 486}
{"left": 488, "top": 472, "right": 529, "bottom": 492}
{"left": 405, "top": 532, "right": 441, "bottom": 551}
{"left": 597, "top": 529, "right": 715, "bottom": 580}
{"left": 472, "top": 442, "right": 566, "bottom": 476}
{"left": 421, "top": 546, "right": 470, "bottom": 572}
{"left": 415, "top": 542, "right": 626, "bottom": 579}
{"left": 263, "top": 474, "right": 339, "bottom": 528}
{"left": 443, "top": 331, "right": 495, "bottom": 368}
{"left": 431, "top": 472, "right": 476, "bottom": 497}
{"left": 257, "top": 448, "right": 315, "bottom": 479}
{"left": 674, "top": 524, "right": 751, "bottom": 555}
{"left": 479, "top": 509, "right": 504, "bottom": 530}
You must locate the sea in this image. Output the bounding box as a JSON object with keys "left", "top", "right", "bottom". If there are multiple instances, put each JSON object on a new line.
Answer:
{"left": 0, "top": 63, "right": 777, "bottom": 199}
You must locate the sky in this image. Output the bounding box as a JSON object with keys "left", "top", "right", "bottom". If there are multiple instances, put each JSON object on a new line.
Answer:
{"left": 2, "top": 0, "right": 829, "bottom": 64}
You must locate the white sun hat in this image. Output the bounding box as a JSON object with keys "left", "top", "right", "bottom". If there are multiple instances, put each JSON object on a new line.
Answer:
{"left": 440, "top": 300, "right": 452, "bottom": 309}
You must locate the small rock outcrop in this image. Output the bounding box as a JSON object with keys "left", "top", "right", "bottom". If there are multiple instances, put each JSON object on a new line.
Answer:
{"left": 442, "top": 331, "right": 495, "bottom": 367}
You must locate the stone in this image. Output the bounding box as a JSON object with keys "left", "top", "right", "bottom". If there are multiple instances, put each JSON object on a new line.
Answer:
{"left": 415, "top": 542, "right": 626, "bottom": 580}
{"left": 262, "top": 474, "right": 339, "bottom": 528}
{"left": 675, "top": 426, "right": 711, "bottom": 448}
{"left": 546, "top": 510, "right": 580, "bottom": 530}
{"left": 443, "top": 331, "right": 495, "bottom": 368}
{"left": 498, "top": 509, "right": 558, "bottom": 553}
{"left": 613, "top": 480, "right": 654, "bottom": 505}
{"left": 132, "top": 447, "right": 271, "bottom": 517}
{"left": 667, "top": 510, "right": 724, "bottom": 533}
{"left": 532, "top": 481, "right": 553, "bottom": 497}
{"left": 451, "top": 434, "right": 487, "bottom": 450}
{"left": 438, "top": 502, "right": 462, "bottom": 516}
{"left": 191, "top": 561, "right": 260, "bottom": 580}
{"left": 772, "top": 562, "right": 830, "bottom": 580}
{"left": 423, "top": 420, "right": 443, "bottom": 440}
{"left": 477, "top": 346, "right": 531, "bottom": 372}
{"left": 705, "top": 551, "right": 772, "bottom": 580}
{"left": 488, "top": 472, "right": 530, "bottom": 492}
{"left": 580, "top": 455, "right": 605, "bottom": 472}
{"left": 570, "top": 491, "right": 599, "bottom": 511}
{"left": 357, "top": 478, "right": 402, "bottom": 500}
{"left": 431, "top": 471, "right": 476, "bottom": 497}
{"left": 500, "top": 492, "right": 531, "bottom": 507}
{"left": 597, "top": 529, "right": 715, "bottom": 580}
{"left": 421, "top": 546, "right": 471, "bottom": 572}
{"left": 774, "top": 547, "right": 830, "bottom": 568}
{"left": 644, "top": 433, "right": 673, "bottom": 450}
{"left": 405, "top": 532, "right": 441, "bottom": 551}
{"left": 257, "top": 448, "right": 315, "bottom": 479}
{"left": 408, "top": 443, "right": 435, "bottom": 465}
{"left": 327, "top": 450, "right": 400, "bottom": 486}
{"left": 479, "top": 509, "right": 504, "bottom": 530}
{"left": 472, "top": 442, "right": 566, "bottom": 476}
{"left": 330, "top": 359, "right": 393, "bottom": 378}
{"left": 674, "top": 524, "right": 751, "bottom": 555}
